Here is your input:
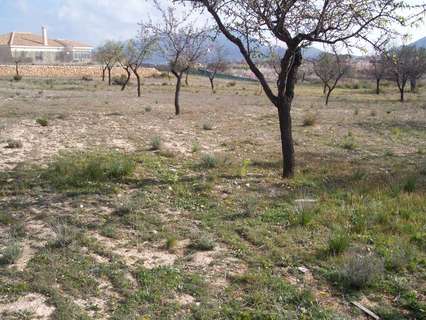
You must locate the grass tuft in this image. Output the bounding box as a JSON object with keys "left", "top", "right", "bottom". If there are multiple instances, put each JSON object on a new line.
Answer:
{"left": 36, "top": 117, "right": 49, "bottom": 127}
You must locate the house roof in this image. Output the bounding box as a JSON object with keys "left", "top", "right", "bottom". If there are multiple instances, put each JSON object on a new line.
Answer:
{"left": 0, "top": 32, "right": 92, "bottom": 48}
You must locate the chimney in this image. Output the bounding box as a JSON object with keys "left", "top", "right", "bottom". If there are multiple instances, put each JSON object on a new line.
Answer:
{"left": 9, "top": 32, "right": 15, "bottom": 46}
{"left": 42, "top": 26, "right": 48, "bottom": 46}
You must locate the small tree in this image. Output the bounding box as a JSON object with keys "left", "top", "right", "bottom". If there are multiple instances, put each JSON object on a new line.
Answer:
{"left": 369, "top": 53, "right": 386, "bottom": 95}
{"left": 146, "top": 2, "right": 208, "bottom": 115}
{"left": 313, "top": 50, "right": 350, "bottom": 105}
{"left": 386, "top": 45, "right": 426, "bottom": 102}
{"left": 95, "top": 41, "right": 122, "bottom": 85}
{"left": 121, "top": 29, "right": 158, "bottom": 97}
{"left": 178, "top": 0, "right": 425, "bottom": 177}
{"left": 206, "top": 44, "right": 228, "bottom": 93}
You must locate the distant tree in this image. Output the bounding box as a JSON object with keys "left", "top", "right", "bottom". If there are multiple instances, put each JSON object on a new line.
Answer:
{"left": 206, "top": 44, "right": 228, "bottom": 93}
{"left": 146, "top": 2, "right": 208, "bottom": 115}
{"left": 117, "top": 44, "right": 132, "bottom": 91}
{"left": 386, "top": 45, "right": 426, "bottom": 101}
{"left": 120, "top": 29, "right": 158, "bottom": 97}
{"left": 313, "top": 50, "right": 350, "bottom": 105}
{"left": 95, "top": 41, "right": 122, "bottom": 85}
{"left": 177, "top": 0, "right": 424, "bottom": 178}
{"left": 369, "top": 53, "right": 386, "bottom": 94}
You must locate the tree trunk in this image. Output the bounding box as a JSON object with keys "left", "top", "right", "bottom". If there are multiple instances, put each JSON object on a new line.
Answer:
{"left": 400, "top": 88, "right": 404, "bottom": 102}
{"left": 209, "top": 76, "right": 215, "bottom": 93}
{"left": 323, "top": 82, "right": 327, "bottom": 95}
{"left": 102, "top": 67, "right": 106, "bottom": 81}
{"left": 376, "top": 78, "right": 380, "bottom": 95}
{"left": 325, "top": 89, "right": 332, "bottom": 105}
{"left": 278, "top": 104, "right": 295, "bottom": 178}
{"left": 108, "top": 67, "right": 112, "bottom": 86}
{"left": 15, "top": 62, "right": 19, "bottom": 77}
{"left": 135, "top": 71, "right": 141, "bottom": 97}
{"left": 185, "top": 71, "right": 189, "bottom": 86}
{"left": 121, "top": 68, "right": 131, "bottom": 91}
{"left": 174, "top": 74, "right": 182, "bottom": 115}
{"left": 410, "top": 78, "right": 416, "bottom": 93}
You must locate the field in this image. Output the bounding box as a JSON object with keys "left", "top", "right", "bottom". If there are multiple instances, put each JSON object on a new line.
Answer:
{"left": 0, "top": 74, "right": 425, "bottom": 320}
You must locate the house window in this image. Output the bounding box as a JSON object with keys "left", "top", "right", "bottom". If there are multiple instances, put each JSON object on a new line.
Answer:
{"left": 35, "top": 52, "right": 43, "bottom": 62}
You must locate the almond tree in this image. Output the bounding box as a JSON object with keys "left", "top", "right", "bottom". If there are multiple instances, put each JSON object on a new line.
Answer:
{"left": 369, "top": 52, "right": 386, "bottom": 95}
{"left": 95, "top": 41, "right": 122, "bottom": 85}
{"left": 313, "top": 51, "right": 350, "bottom": 105}
{"left": 146, "top": 2, "right": 209, "bottom": 115}
{"left": 206, "top": 44, "right": 228, "bottom": 93}
{"left": 121, "top": 29, "right": 158, "bottom": 97}
{"left": 177, "top": 0, "right": 425, "bottom": 177}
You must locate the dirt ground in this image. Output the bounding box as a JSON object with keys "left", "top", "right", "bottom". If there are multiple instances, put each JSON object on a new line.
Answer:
{"left": 0, "top": 74, "right": 425, "bottom": 319}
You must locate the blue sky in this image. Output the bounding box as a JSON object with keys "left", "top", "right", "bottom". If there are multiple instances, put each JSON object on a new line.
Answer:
{"left": 0, "top": 0, "right": 425, "bottom": 47}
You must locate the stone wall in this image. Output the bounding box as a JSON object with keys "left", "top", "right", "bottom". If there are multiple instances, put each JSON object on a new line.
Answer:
{"left": 0, "top": 64, "right": 160, "bottom": 79}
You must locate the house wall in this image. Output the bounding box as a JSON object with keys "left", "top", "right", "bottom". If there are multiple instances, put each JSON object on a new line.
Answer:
{"left": 10, "top": 47, "right": 93, "bottom": 64}
{"left": 0, "top": 45, "right": 13, "bottom": 64}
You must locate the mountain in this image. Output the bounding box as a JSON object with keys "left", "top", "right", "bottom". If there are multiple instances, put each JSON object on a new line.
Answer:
{"left": 146, "top": 33, "right": 323, "bottom": 66}
{"left": 411, "top": 36, "right": 426, "bottom": 48}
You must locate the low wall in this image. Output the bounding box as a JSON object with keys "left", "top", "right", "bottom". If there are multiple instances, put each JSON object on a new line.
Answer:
{"left": 0, "top": 64, "right": 160, "bottom": 79}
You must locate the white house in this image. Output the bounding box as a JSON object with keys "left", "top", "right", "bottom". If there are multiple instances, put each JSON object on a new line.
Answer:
{"left": 0, "top": 27, "right": 93, "bottom": 64}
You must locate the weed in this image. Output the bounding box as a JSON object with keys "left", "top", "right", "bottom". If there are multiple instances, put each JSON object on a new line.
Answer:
{"left": 13, "top": 75, "right": 23, "bottom": 81}
{"left": 49, "top": 222, "right": 78, "bottom": 248}
{"left": 202, "top": 122, "right": 214, "bottom": 131}
{"left": 0, "top": 240, "right": 21, "bottom": 265}
{"left": 36, "top": 117, "right": 49, "bottom": 127}
{"left": 239, "top": 159, "right": 251, "bottom": 177}
{"left": 44, "top": 151, "right": 135, "bottom": 189}
{"left": 112, "top": 75, "right": 128, "bottom": 86}
{"left": 340, "top": 132, "right": 356, "bottom": 150}
{"left": 150, "top": 136, "right": 162, "bottom": 151}
{"left": 200, "top": 154, "right": 219, "bottom": 168}
{"left": 402, "top": 177, "right": 417, "bottom": 193}
{"left": 100, "top": 223, "right": 118, "bottom": 239}
{"left": 327, "top": 231, "right": 350, "bottom": 256}
{"left": 227, "top": 81, "right": 236, "bottom": 87}
{"left": 5, "top": 139, "right": 23, "bottom": 149}
{"left": 302, "top": 113, "right": 317, "bottom": 126}
{"left": 333, "top": 252, "right": 384, "bottom": 290}
{"left": 190, "top": 236, "right": 215, "bottom": 251}
{"left": 145, "top": 106, "right": 152, "bottom": 112}
{"left": 191, "top": 142, "right": 200, "bottom": 153}
{"left": 370, "top": 110, "right": 377, "bottom": 117}
{"left": 166, "top": 236, "right": 178, "bottom": 252}
{"left": 0, "top": 211, "right": 16, "bottom": 225}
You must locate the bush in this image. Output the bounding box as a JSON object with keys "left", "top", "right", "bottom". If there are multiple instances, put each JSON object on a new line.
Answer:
{"left": 112, "top": 75, "right": 128, "bottom": 86}
{"left": 0, "top": 240, "right": 21, "bottom": 265}
{"left": 403, "top": 177, "right": 417, "bottom": 193}
{"left": 335, "top": 253, "right": 384, "bottom": 290}
{"left": 190, "top": 236, "right": 215, "bottom": 251}
{"left": 226, "top": 81, "right": 237, "bottom": 87}
{"left": 166, "top": 236, "right": 178, "bottom": 252}
{"left": 44, "top": 151, "right": 136, "bottom": 189}
{"left": 302, "top": 113, "right": 317, "bottom": 126}
{"left": 82, "top": 75, "right": 93, "bottom": 81}
{"left": 13, "top": 75, "right": 22, "bottom": 81}
{"left": 327, "top": 231, "right": 350, "bottom": 256}
{"left": 202, "top": 122, "right": 214, "bottom": 131}
{"left": 150, "top": 136, "right": 162, "bottom": 151}
{"left": 145, "top": 106, "right": 152, "bottom": 112}
{"left": 340, "top": 132, "right": 356, "bottom": 150}
{"left": 36, "top": 117, "right": 49, "bottom": 127}
{"left": 5, "top": 139, "right": 23, "bottom": 149}
{"left": 200, "top": 154, "right": 219, "bottom": 168}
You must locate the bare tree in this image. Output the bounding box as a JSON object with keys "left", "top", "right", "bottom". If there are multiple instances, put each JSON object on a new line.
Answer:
{"left": 95, "top": 41, "right": 122, "bottom": 85}
{"left": 386, "top": 45, "right": 426, "bottom": 102}
{"left": 313, "top": 51, "right": 350, "bottom": 105}
{"left": 369, "top": 52, "right": 386, "bottom": 95}
{"left": 408, "top": 47, "right": 426, "bottom": 93}
{"left": 206, "top": 44, "right": 228, "bottom": 93}
{"left": 146, "top": 3, "right": 208, "bottom": 115}
{"left": 120, "top": 29, "right": 158, "bottom": 97}
{"left": 177, "top": 0, "right": 425, "bottom": 177}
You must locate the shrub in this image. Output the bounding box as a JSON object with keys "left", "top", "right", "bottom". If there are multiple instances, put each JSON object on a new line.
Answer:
{"left": 384, "top": 245, "right": 412, "bottom": 272}
{"left": 340, "top": 132, "right": 356, "bottom": 150}
{"left": 335, "top": 253, "right": 384, "bottom": 290}
{"left": 370, "top": 110, "right": 377, "bottom": 117}
{"left": 145, "top": 106, "right": 152, "bottom": 112}
{"left": 226, "top": 81, "right": 237, "bottom": 87}
{"left": 202, "top": 122, "right": 214, "bottom": 131}
{"left": 0, "top": 240, "right": 21, "bottom": 265}
{"left": 150, "top": 136, "right": 162, "bottom": 151}
{"left": 44, "top": 151, "right": 136, "bottom": 189}
{"left": 82, "top": 75, "right": 93, "bottom": 81}
{"left": 200, "top": 154, "right": 219, "bottom": 168}
{"left": 302, "top": 113, "right": 317, "bottom": 126}
{"left": 403, "top": 177, "right": 417, "bottom": 193}
{"left": 5, "top": 139, "right": 23, "bottom": 149}
{"left": 13, "top": 75, "right": 22, "bottom": 81}
{"left": 166, "top": 237, "right": 178, "bottom": 252}
{"left": 190, "top": 236, "right": 215, "bottom": 251}
{"left": 36, "top": 117, "right": 49, "bottom": 127}
{"left": 191, "top": 142, "right": 200, "bottom": 153}
{"left": 112, "top": 75, "right": 128, "bottom": 86}
{"left": 327, "top": 231, "right": 350, "bottom": 256}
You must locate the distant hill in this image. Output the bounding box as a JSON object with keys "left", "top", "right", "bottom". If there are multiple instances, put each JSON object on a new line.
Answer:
{"left": 412, "top": 36, "right": 426, "bottom": 48}
{"left": 146, "top": 33, "right": 323, "bottom": 66}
